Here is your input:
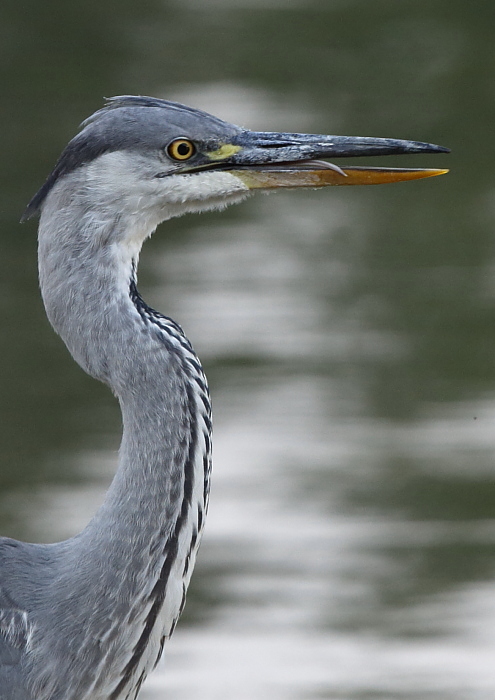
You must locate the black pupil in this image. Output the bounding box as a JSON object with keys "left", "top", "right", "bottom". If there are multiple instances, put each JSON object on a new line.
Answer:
{"left": 177, "top": 142, "right": 191, "bottom": 156}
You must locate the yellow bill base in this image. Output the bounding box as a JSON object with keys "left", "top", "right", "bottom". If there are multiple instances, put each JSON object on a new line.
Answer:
{"left": 233, "top": 166, "right": 449, "bottom": 189}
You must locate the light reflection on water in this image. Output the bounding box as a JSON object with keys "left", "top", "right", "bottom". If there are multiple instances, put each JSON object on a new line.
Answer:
{"left": 1, "top": 6, "right": 494, "bottom": 694}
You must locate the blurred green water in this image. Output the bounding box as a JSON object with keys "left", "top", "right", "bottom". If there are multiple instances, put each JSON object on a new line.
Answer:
{"left": 0, "top": 2, "right": 494, "bottom": 698}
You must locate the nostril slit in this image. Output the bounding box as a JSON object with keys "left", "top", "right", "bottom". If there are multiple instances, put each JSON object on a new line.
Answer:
{"left": 261, "top": 142, "right": 297, "bottom": 148}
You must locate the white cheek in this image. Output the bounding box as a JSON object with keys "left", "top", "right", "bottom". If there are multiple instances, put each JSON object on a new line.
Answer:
{"left": 156, "top": 171, "right": 252, "bottom": 219}
{"left": 85, "top": 152, "right": 252, "bottom": 227}
{"left": 159, "top": 170, "right": 250, "bottom": 204}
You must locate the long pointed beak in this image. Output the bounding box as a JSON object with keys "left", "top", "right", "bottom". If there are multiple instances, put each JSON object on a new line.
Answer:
{"left": 209, "top": 130, "right": 449, "bottom": 188}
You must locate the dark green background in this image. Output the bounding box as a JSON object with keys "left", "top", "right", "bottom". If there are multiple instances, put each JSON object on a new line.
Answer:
{"left": 0, "top": 2, "right": 493, "bottom": 698}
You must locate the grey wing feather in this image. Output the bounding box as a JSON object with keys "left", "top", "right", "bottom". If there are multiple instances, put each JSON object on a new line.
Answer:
{"left": 0, "top": 612, "right": 33, "bottom": 700}
{"left": 0, "top": 537, "right": 54, "bottom": 700}
{"left": 0, "top": 608, "right": 32, "bottom": 665}
{"left": 0, "top": 609, "right": 33, "bottom": 700}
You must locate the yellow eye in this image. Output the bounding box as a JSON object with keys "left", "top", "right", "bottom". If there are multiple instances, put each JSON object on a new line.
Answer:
{"left": 167, "top": 138, "right": 196, "bottom": 161}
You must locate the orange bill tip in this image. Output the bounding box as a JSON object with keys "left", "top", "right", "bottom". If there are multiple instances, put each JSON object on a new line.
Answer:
{"left": 232, "top": 166, "right": 449, "bottom": 190}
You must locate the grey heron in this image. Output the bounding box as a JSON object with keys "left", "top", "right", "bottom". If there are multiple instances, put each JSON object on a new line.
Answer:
{"left": 0, "top": 95, "right": 448, "bottom": 700}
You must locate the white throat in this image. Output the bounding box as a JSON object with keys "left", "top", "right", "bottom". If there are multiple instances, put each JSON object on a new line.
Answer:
{"left": 83, "top": 150, "right": 253, "bottom": 239}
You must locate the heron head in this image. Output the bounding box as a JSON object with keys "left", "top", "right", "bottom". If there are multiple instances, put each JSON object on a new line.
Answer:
{"left": 23, "top": 95, "right": 448, "bottom": 228}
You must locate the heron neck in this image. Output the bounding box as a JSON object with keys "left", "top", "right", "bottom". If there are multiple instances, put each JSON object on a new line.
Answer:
{"left": 32, "top": 173, "right": 212, "bottom": 699}
{"left": 37, "top": 189, "right": 210, "bottom": 588}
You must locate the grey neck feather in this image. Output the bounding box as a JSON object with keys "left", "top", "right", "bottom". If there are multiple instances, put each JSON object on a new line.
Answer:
{"left": 34, "top": 163, "right": 211, "bottom": 699}
{"left": 38, "top": 162, "right": 206, "bottom": 542}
